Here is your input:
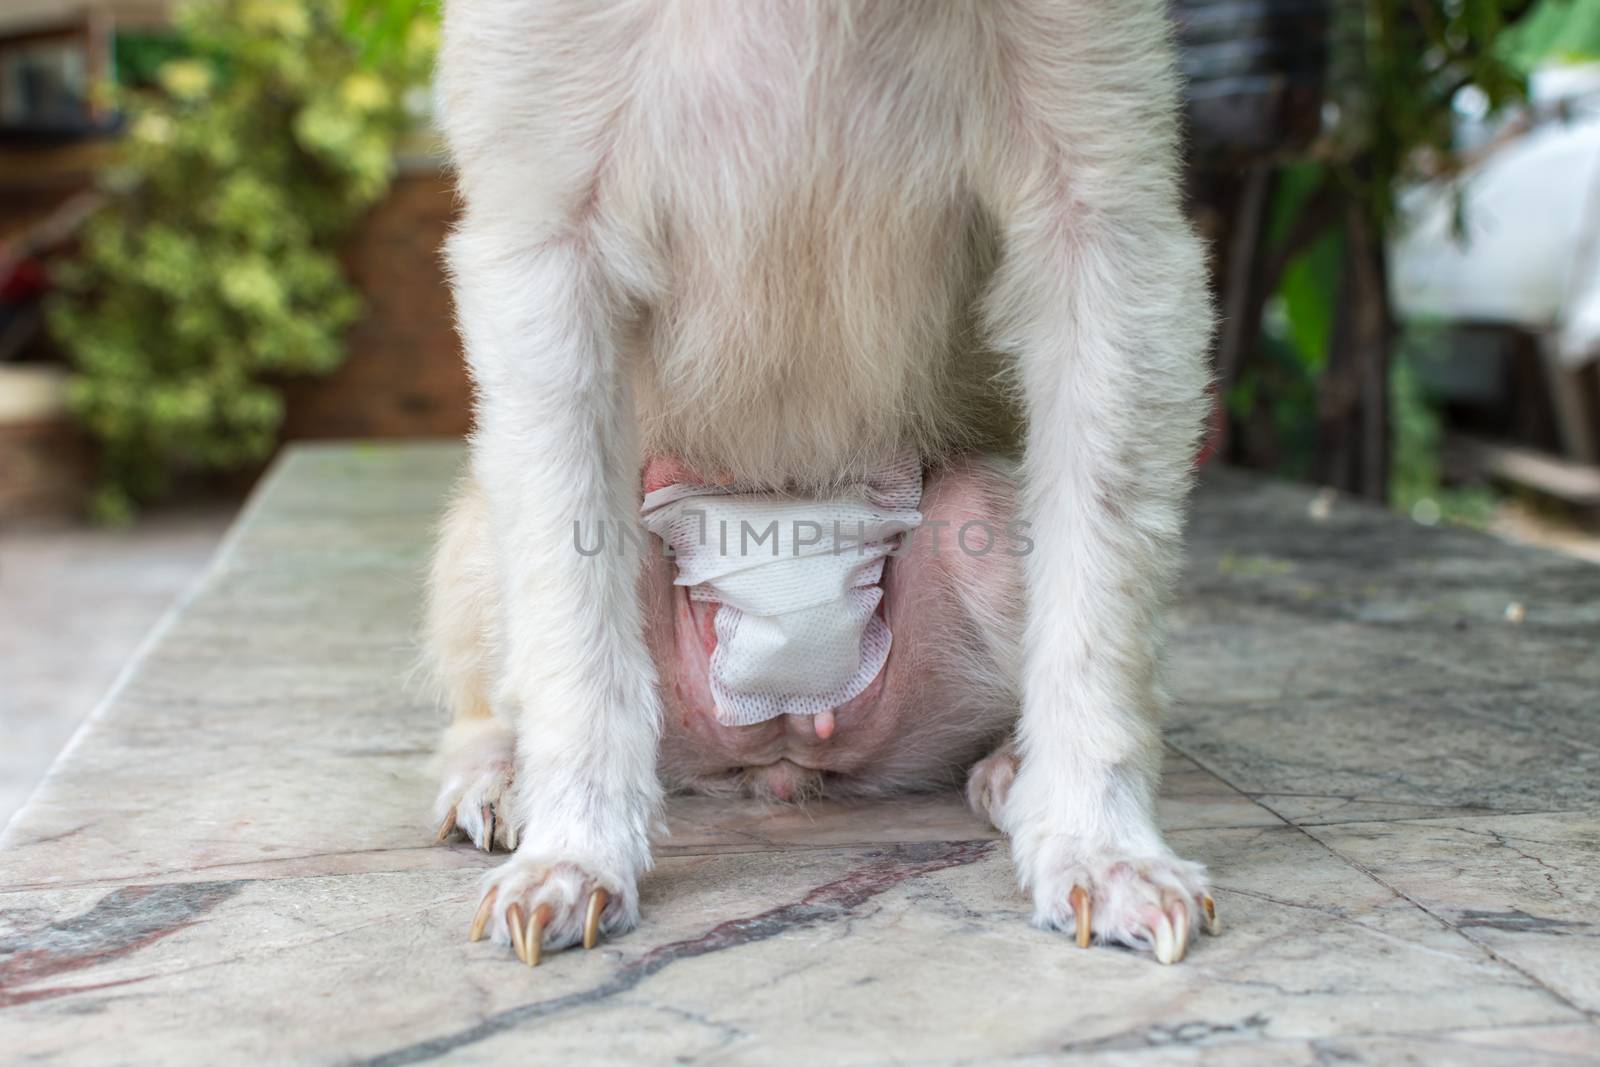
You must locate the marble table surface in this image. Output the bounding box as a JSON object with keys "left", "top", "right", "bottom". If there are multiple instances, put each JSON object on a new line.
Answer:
{"left": 2, "top": 442, "right": 1596, "bottom": 1065}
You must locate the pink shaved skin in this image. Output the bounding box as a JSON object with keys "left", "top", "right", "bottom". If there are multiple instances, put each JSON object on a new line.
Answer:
{"left": 640, "top": 456, "right": 1022, "bottom": 803}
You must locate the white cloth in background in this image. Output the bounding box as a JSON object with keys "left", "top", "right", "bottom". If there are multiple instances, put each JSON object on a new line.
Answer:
{"left": 1391, "top": 64, "right": 1600, "bottom": 367}
{"left": 640, "top": 453, "right": 923, "bottom": 726}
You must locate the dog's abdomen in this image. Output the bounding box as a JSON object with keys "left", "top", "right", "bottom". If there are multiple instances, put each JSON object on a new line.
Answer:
{"left": 614, "top": 2, "right": 1007, "bottom": 484}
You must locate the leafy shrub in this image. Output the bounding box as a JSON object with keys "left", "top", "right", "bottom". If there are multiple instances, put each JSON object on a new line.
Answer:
{"left": 1230, "top": 0, "right": 1545, "bottom": 512}
{"left": 49, "top": 0, "right": 433, "bottom": 520}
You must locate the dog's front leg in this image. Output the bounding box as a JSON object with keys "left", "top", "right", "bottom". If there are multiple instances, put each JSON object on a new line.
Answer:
{"left": 979, "top": 6, "right": 1220, "bottom": 964}
{"left": 450, "top": 224, "right": 661, "bottom": 963}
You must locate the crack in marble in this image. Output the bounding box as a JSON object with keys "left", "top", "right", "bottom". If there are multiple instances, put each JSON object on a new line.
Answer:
{"left": 1296, "top": 828, "right": 1598, "bottom": 1022}
{"left": 1270, "top": 807, "right": 1585, "bottom": 829}
{"left": 0, "top": 843, "right": 472, "bottom": 896}
{"left": 1467, "top": 826, "right": 1570, "bottom": 899}
{"left": 1056, "top": 1011, "right": 1272, "bottom": 1053}
{"left": 642, "top": 1000, "right": 749, "bottom": 1051}
{"left": 1164, "top": 737, "right": 1582, "bottom": 832}
{"left": 4, "top": 824, "right": 96, "bottom": 850}
{"left": 4, "top": 884, "right": 499, "bottom": 1000}
{"left": 855, "top": 1020, "right": 1600, "bottom": 1067}
{"left": 1159, "top": 743, "right": 1296, "bottom": 829}
{"left": 358, "top": 840, "right": 994, "bottom": 1066}
{"left": 1456, "top": 910, "right": 1595, "bottom": 936}
{"left": 0, "top": 881, "right": 242, "bottom": 1007}
{"left": 1241, "top": 792, "right": 1515, "bottom": 812}
{"left": 1217, "top": 886, "right": 1488, "bottom": 963}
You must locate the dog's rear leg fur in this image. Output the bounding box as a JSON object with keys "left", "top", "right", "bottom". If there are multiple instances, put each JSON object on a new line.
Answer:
{"left": 977, "top": 6, "right": 1217, "bottom": 963}
{"left": 426, "top": 480, "right": 519, "bottom": 852}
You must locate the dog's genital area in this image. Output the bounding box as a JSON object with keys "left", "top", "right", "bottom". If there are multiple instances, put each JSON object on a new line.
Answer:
{"left": 1, "top": 442, "right": 1597, "bottom": 1065}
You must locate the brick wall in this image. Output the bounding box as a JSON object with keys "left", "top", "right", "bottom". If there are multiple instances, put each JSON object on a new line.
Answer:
{"left": 279, "top": 165, "right": 473, "bottom": 442}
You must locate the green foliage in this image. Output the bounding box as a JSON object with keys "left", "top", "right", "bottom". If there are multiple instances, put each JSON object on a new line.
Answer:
{"left": 49, "top": 0, "right": 435, "bottom": 520}
{"left": 1239, "top": 1, "right": 1589, "bottom": 510}
{"left": 342, "top": 0, "right": 440, "bottom": 67}
{"left": 1231, "top": 163, "right": 1343, "bottom": 482}
{"left": 1500, "top": 0, "right": 1600, "bottom": 69}
{"left": 1264, "top": 164, "right": 1344, "bottom": 376}
{"left": 1321, "top": 0, "right": 1530, "bottom": 236}
{"left": 112, "top": 32, "right": 191, "bottom": 90}
{"left": 1388, "top": 327, "right": 1499, "bottom": 526}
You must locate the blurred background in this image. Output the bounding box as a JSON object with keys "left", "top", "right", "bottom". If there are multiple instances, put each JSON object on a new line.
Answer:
{"left": 1, "top": 0, "right": 1597, "bottom": 827}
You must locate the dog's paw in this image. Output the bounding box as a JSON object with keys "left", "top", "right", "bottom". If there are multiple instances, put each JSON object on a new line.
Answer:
{"left": 965, "top": 744, "right": 1019, "bottom": 829}
{"left": 1033, "top": 848, "right": 1218, "bottom": 964}
{"left": 468, "top": 855, "right": 634, "bottom": 966}
{"left": 432, "top": 718, "right": 518, "bottom": 852}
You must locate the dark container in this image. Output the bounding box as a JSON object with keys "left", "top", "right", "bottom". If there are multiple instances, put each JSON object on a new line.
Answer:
{"left": 1175, "top": 0, "right": 1332, "bottom": 163}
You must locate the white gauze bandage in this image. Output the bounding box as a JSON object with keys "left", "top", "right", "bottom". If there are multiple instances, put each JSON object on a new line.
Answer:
{"left": 640, "top": 453, "right": 923, "bottom": 726}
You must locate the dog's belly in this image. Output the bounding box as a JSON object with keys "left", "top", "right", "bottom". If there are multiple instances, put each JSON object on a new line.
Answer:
{"left": 616, "top": 3, "right": 1005, "bottom": 486}
{"left": 642, "top": 458, "right": 1022, "bottom": 800}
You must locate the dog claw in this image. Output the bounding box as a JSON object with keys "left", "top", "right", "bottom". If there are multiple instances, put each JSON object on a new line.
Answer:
{"left": 584, "top": 889, "right": 609, "bottom": 949}
{"left": 1152, "top": 912, "right": 1178, "bottom": 965}
{"left": 469, "top": 887, "right": 497, "bottom": 942}
{"left": 1170, "top": 904, "right": 1189, "bottom": 963}
{"left": 1201, "top": 894, "right": 1220, "bottom": 935}
{"left": 527, "top": 904, "right": 551, "bottom": 967}
{"left": 435, "top": 808, "right": 457, "bottom": 843}
{"left": 1069, "top": 885, "right": 1091, "bottom": 948}
{"left": 507, "top": 904, "right": 528, "bottom": 964}
{"left": 478, "top": 804, "right": 495, "bottom": 852}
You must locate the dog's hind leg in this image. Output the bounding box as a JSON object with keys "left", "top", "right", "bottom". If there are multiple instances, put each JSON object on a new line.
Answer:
{"left": 974, "top": 1, "right": 1219, "bottom": 964}
{"left": 425, "top": 478, "right": 519, "bottom": 852}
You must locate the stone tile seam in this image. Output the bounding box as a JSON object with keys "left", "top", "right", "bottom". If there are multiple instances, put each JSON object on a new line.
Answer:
{"left": 1171, "top": 740, "right": 1595, "bottom": 1019}
{"left": 0, "top": 457, "right": 287, "bottom": 849}
{"left": 1295, "top": 822, "right": 1596, "bottom": 1022}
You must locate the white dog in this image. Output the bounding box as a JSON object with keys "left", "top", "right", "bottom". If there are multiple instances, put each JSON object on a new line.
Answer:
{"left": 426, "top": 0, "right": 1217, "bottom": 967}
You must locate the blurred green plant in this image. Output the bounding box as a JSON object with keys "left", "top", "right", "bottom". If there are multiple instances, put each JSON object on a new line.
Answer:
{"left": 49, "top": 0, "right": 435, "bottom": 520}
{"left": 112, "top": 32, "right": 191, "bottom": 90}
{"left": 1501, "top": 0, "right": 1600, "bottom": 69}
{"left": 1228, "top": 0, "right": 1592, "bottom": 518}
{"left": 1387, "top": 325, "right": 1500, "bottom": 525}
{"left": 343, "top": 0, "right": 440, "bottom": 67}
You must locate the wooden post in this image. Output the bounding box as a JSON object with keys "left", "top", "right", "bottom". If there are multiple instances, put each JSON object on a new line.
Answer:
{"left": 1313, "top": 199, "right": 1392, "bottom": 501}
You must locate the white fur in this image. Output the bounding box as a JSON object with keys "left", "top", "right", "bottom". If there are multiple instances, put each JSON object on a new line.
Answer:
{"left": 432, "top": 716, "right": 517, "bottom": 851}
{"left": 430, "top": 0, "right": 1213, "bottom": 959}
